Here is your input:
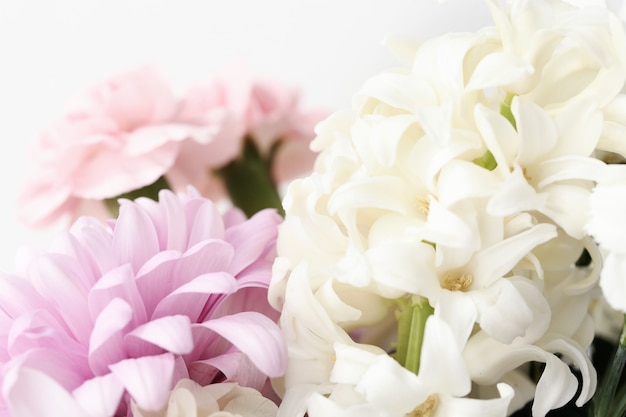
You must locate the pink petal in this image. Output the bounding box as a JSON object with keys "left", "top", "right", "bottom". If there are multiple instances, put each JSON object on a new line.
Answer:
{"left": 224, "top": 209, "right": 280, "bottom": 275}
{"left": 157, "top": 189, "right": 187, "bottom": 251}
{"left": 109, "top": 353, "right": 175, "bottom": 412}
{"left": 200, "top": 351, "right": 267, "bottom": 390}
{"left": 72, "top": 140, "right": 179, "bottom": 199}
{"left": 68, "top": 217, "right": 117, "bottom": 274}
{"left": 187, "top": 323, "right": 231, "bottom": 364}
{"left": 176, "top": 239, "right": 235, "bottom": 282}
{"left": 152, "top": 272, "right": 237, "bottom": 321}
{"left": 72, "top": 374, "right": 125, "bottom": 417}
{"left": 3, "top": 367, "right": 86, "bottom": 417}
{"left": 126, "top": 315, "right": 193, "bottom": 355}
{"left": 88, "top": 298, "right": 133, "bottom": 376}
{"left": 7, "top": 347, "right": 89, "bottom": 392}
{"left": 124, "top": 124, "right": 193, "bottom": 156}
{"left": 233, "top": 259, "right": 275, "bottom": 289}
{"left": 112, "top": 203, "right": 160, "bottom": 272}
{"left": 210, "top": 287, "right": 279, "bottom": 324}
{"left": 135, "top": 250, "right": 182, "bottom": 316}
{"left": 0, "top": 274, "right": 54, "bottom": 324}
{"left": 17, "top": 180, "right": 76, "bottom": 228}
{"left": 271, "top": 138, "right": 317, "bottom": 183}
{"left": 186, "top": 200, "right": 227, "bottom": 248}
{"left": 199, "top": 311, "right": 286, "bottom": 377}
{"left": 89, "top": 264, "right": 147, "bottom": 324}
{"left": 29, "top": 254, "right": 92, "bottom": 345}
{"left": 8, "top": 310, "right": 87, "bottom": 366}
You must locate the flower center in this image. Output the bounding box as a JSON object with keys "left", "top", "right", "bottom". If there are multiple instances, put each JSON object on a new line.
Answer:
{"left": 442, "top": 273, "right": 473, "bottom": 291}
{"left": 406, "top": 394, "right": 438, "bottom": 417}
{"left": 416, "top": 197, "right": 430, "bottom": 216}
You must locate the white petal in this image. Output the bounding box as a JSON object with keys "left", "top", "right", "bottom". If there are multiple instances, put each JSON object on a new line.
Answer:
{"left": 474, "top": 103, "right": 518, "bottom": 176}
{"left": 487, "top": 167, "right": 548, "bottom": 216}
{"left": 357, "top": 72, "right": 437, "bottom": 112}
{"left": 588, "top": 179, "right": 626, "bottom": 251}
{"left": 466, "top": 52, "right": 535, "bottom": 91}
{"left": 414, "top": 101, "right": 453, "bottom": 147}
{"left": 418, "top": 316, "right": 471, "bottom": 397}
{"left": 467, "top": 223, "right": 556, "bottom": 288}
{"left": 512, "top": 98, "right": 558, "bottom": 166}
{"left": 599, "top": 251, "right": 626, "bottom": 312}
{"left": 355, "top": 354, "right": 427, "bottom": 415}
{"left": 437, "top": 383, "right": 514, "bottom": 417}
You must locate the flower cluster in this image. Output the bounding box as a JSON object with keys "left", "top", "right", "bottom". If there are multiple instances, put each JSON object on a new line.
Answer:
{"left": 269, "top": 1, "right": 626, "bottom": 416}
{"left": 6, "top": 1, "right": 626, "bottom": 417}
{"left": 18, "top": 66, "right": 325, "bottom": 226}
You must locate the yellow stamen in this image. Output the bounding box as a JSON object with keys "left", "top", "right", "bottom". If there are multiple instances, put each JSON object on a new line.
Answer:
{"left": 442, "top": 273, "right": 473, "bottom": 291}
{"left": 406, "top": 394, "right": 438, "bottom": 417}
{"left": 416, "top": 197, "right": 430, "bottom": 216}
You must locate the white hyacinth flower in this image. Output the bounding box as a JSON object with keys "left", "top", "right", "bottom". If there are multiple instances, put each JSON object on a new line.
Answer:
{"left": 270, "top": 0, "right": 626, "bottom": 416}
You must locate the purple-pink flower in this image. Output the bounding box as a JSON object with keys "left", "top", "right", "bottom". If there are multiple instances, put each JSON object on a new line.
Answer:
{"left": 0, "top": 188, "right": 286, "bottom": 417}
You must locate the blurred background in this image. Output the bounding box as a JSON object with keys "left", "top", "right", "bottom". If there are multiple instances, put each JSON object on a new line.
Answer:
{"left": 0, "top": 0, "right": 495, "bottom": 271}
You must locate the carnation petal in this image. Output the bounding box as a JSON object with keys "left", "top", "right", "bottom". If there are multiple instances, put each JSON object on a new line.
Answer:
{"left": 73, "top": 141, "right": 179, "bottom": 199}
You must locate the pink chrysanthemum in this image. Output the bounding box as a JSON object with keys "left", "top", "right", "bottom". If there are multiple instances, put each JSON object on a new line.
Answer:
{"left": 0, "top": 189, "right": 286, "bottom": 417}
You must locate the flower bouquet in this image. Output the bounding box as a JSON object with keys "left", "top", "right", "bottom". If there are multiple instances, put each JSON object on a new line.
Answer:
{"left": 3, "top": 1, "right": 626, "bottom": 417}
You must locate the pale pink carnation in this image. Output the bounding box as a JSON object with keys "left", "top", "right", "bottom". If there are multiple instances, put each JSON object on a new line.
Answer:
{"left": 174, "top": 69, "right": 327, "bottom": 200}
{"left": 0, "top": 188, "right": 286, "bottom": 417}
{"left": 18, "top": 67, "right": 242, "bottom": 227}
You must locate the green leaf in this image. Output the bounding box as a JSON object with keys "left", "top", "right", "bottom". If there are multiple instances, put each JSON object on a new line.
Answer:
{"left": 472, "top": 150, "right": 497, "bottom": 171}
{"left": 218, "top": 138, "right": 285, "bottom": 218}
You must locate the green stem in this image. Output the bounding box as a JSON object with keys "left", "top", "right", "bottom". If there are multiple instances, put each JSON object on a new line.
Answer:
{"left": 104, "top": 175, "right": 171, "bottom": 218}
{"left": 395, "top": 297, "right": 434, "bottom": 375}
{"left": 217, "top": 139, "right": 285, "bottom": 218}
{"left": 593, "top": 315, "right": 626, "bottom": 417}
{"left": 500, "top": 91, "right": 517, "bottom": 130}
{"left": 609, "top": 383, "right": 626, "bottom": 417}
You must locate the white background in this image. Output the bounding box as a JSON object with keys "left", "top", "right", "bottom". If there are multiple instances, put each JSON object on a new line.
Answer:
{"left": 0, "top": 0, "right": 494, "bottom": 271}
